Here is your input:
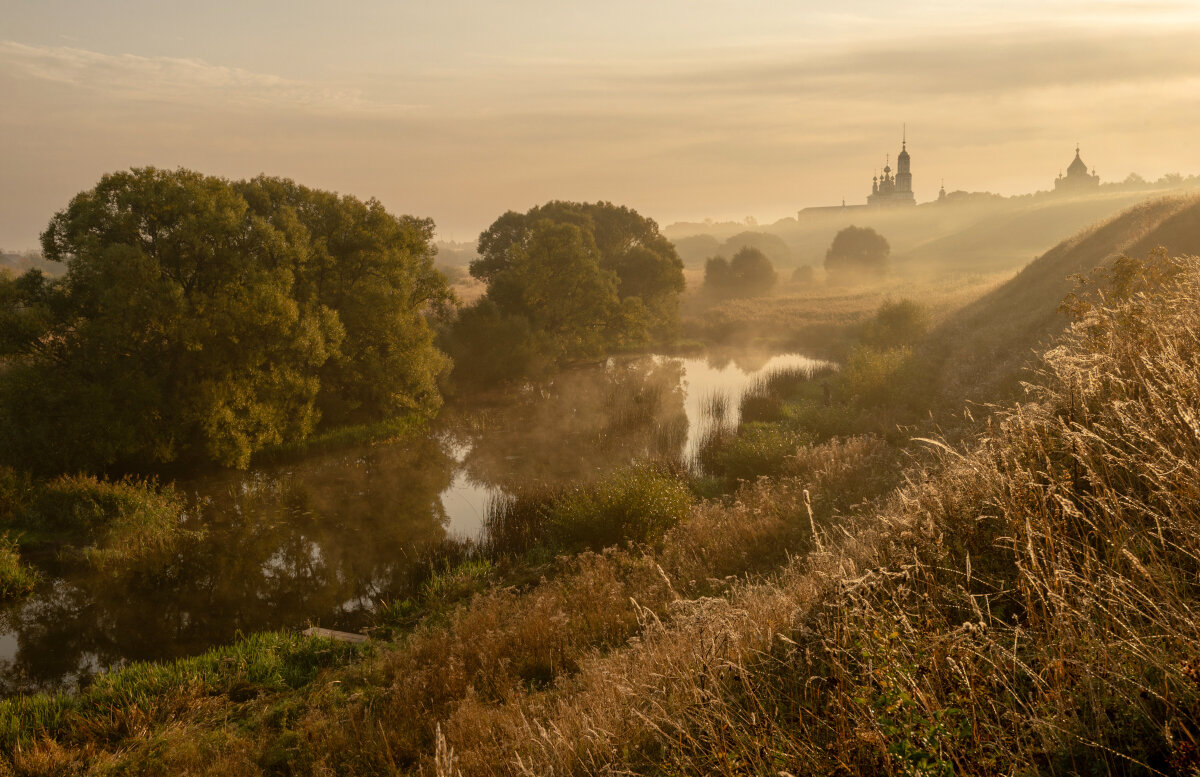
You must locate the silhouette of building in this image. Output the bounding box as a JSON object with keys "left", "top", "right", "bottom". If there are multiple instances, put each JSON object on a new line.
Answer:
{"left": 867, "top": 135, "right": 916, "bottom": 206}
{"left": 1055, "top": 146, "right": 1100, "bottom": 192}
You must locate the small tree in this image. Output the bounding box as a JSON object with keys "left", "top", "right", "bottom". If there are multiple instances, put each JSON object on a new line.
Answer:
{"left": 824, "top": 226, "right": 890, "bottom": 283}
{"left": 704, "top": 247, "right": 777, "bottom": 298}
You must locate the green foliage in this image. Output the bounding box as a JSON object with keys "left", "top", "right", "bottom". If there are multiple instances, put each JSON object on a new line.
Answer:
{"left": 841, "top": 344, "right": 913, "bottom": 407}
{"left": 443, "top": 298, "right": 555, "bottom": 387}
{"left": 236, "top": 176, "right": 451, "bottom": 425}
{"left": 861, "top": 298, "right": 931, "bottom": 349}
{"left": 825, "top": 225, "right": 890, "bottom": 282}
{"left": 0, "top": 167, "right": 448, "bottom": 472}
{"left": 0, "top": 533, "right": 38, "bottom": 599}
{"left": 545, "top": 466, "right": 692, "bottom": 552}
{"left": 0, "top": 470, "right": 194, "bottom": 569}
{"left": 467, "top": 201, "right": 684, "bottom": 370}
{"left": 701, "top": 422, "right": 811, "bottom": 482}
{"left": 483, "top": 466, "right": 693, "bottom": 556}
{"left": 419, "top": 558, "right": 497, "bottom": 604}
{"left": 704, "top": 246, "right": 777, "bottom": 298}
{"left": 0, "top": 629, "right": 365, "bottom": 748}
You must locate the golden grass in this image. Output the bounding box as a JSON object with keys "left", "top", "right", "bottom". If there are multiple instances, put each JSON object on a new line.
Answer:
{"left": 425, "top": 254, "right": 1200, "bottom": 776}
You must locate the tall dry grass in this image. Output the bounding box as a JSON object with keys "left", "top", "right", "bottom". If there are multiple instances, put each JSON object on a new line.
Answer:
{"left": 426, "top": 254, "right": 1200, "bottom": 776}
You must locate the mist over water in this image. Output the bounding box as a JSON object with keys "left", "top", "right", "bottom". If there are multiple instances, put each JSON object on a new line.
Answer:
{"left": 0, "top": 351, "right": 827, "bottom": 694}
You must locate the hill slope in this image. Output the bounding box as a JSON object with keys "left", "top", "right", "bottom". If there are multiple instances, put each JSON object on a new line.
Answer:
{"left": 919, "top": 193, "right": 1200, "bottom": 408}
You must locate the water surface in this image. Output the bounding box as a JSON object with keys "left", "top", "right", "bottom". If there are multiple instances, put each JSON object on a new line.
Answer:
{"left": 0, "top": 351, "right": 826, "bottom": 695}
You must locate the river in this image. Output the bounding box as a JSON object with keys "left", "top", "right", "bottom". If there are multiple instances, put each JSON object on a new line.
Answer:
{"left": 0, "top": 352, "right": 826, "bottom": 695}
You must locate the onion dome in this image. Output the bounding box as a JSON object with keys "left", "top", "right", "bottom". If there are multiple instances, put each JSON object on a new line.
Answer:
{"left": 1067, "top": 146, "right": 1089, "bottom": 177}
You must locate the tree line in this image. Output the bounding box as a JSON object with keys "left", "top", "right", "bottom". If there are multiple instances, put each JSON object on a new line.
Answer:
{"left": 0, "top": 169, "right": 685, "bottom": 473}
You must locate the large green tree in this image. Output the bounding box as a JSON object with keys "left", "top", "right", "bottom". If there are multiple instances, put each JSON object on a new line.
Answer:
{"left": 0, "top": 168, "right": 449, "bottom": 472}
{"left": 235, "top": 176, "right": 451, "bottom": 423}
{"left": 471, "top": 201, "right": 684, "bottom": 343}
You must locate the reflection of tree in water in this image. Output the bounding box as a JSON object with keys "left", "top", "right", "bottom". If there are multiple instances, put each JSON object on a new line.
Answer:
{"left": 457, "top": 357, "right": 689, "bottom": 490}
{"left": 0, "top": 436, "right": 455, "bottom": 694}
{"left": 703, "top": 348, "right": 773, "bottom": 373}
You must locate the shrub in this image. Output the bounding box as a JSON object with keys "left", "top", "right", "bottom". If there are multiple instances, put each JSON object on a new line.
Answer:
{"left": 0, "top": 533, "right": 37, "bottom": 599}
{"left": 545, "top": 466, "right": 692, "bottom": 551}
{"left": 482, "top": 467, "right": 693, "bottom": 556}
{"left": 861, "top": 298, "right": 930, "bottom": 349}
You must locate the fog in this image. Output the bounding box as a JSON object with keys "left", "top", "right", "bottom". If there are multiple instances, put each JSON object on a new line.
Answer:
{"left": 5, "top": 3, "right": 1200, "bottom": 248}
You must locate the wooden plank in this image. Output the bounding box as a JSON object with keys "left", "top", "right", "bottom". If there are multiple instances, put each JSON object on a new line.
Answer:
{"left": 302, "top": 626, "right": 369, "bottom": 644}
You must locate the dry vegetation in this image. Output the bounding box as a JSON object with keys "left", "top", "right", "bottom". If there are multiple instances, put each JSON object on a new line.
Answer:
{"left": 6, "top": 197, "right": 1200, "bottom": 775}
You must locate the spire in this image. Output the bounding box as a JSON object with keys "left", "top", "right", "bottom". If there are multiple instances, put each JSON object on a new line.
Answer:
{"left": 903, "top": 123, "right": 906, "bottom": 150}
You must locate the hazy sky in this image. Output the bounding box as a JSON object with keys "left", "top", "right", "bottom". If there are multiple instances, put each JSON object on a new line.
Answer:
{"left": 4, "top": 0, "right": 1200, "bottom": 248}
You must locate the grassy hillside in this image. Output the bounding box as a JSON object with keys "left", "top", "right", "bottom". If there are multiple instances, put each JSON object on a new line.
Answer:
{"left": 915, "top": 193, "right": 1200, "bottom": 409}
{"left": 667, "top": 186, "right": 1198, "bottom": 277}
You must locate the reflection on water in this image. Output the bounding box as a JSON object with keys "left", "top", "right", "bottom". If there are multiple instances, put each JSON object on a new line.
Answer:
{"left": 0, "top": 351, "right": 827, "bottom": 694}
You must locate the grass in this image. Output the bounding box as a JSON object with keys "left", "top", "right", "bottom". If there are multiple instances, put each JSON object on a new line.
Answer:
{"left": 0, "top": 629, "right": 367, "bottom": 750}
{"left": 251, "top": 413, "right": 428, "bottom": 466}
{"left": 0, "top": 532, "right": 37, "bottom": 599}
{"left": 4, "top": 473, "right": 198, "bottom": 570}
{"left": 422, "top": 253, "right": 1200, "bottom": 776}
{"left": 480, "top": 464, "right": 693, "bottom": 557}
{"left": 8, "top": 199, "right": 1200, "bottom": 774}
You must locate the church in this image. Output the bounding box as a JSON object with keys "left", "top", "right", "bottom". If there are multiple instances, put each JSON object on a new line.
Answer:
{"left": 1054, "top": 146, "right": 1100, "bottom": 192}
{"left": 867, "top": 136, "right": 916, "bottom": 206}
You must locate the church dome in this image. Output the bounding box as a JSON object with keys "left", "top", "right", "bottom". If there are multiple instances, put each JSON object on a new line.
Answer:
{"left": 1067, "top": 147, "right": 1089, "bottom": 176}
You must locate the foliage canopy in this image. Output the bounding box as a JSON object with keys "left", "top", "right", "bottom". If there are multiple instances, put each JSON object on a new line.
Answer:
{"left": 703, "top": 246, "right": 778, "bottom": 297}
{"left": 452, "top": 201, "right": 684, "bottom": 383}
{"left": 824, "top": 225, "right": 890, "bottom": 281}
{"left": 0, "top": 167, "right": 450, "bottom": 471}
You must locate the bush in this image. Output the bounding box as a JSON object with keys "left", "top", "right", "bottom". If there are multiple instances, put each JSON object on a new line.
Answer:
{"left": 545, "top": 466, "right": 692, "bottom": 552}
{"left": 482, "top": 466, "right": 693, "bottom": 556}
{"left": 707, "top": 423, "right": 811, "bottom": 482}
{"left": 0, "top": 533, "right": 37, "bottom": 599}
{"left": 841, "top": 344, "right": 913, "bottom": 407}
{"left": 861, "top": 298, "right": 930, "bottom": 349}
{"left": 2, "top": 472, "right": 193, "bottom": 569}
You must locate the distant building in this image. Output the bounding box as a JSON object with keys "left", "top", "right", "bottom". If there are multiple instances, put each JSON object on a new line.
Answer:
{"left": 867, "top": 136, "right": 916, "bottom": 207}
{"left": 1055, "top": 146, "right": 1100, "bottom": 192}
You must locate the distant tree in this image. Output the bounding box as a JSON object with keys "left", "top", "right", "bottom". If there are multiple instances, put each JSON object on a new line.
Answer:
{"left": 791, "top": 265, "right": 815, "bottom": 285}
{"left": 671, "top": 234, "right": 721, "bottom": 267}
{"left": 729, "top": 246, "right": 777, "bottom": 294}
{"left": 704, "top": 256, "right": 732, "bottom": 290}
{"left": 824, "top": 226, "right": 890, "bottom": 282}
{"left": 0, "top": 167, "right": 448, "bottom": 472}
{"left": 473, "top": 201, "right": 684, "bottom": 341}
{"left": 722, "top": 231, "right": 791, "bottom": 267}
{"left": 704, "top": 247, "right": 777, "bottom": 298}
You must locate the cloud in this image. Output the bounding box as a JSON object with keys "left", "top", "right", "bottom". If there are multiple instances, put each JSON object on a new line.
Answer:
{"left": 0, "top": 40, "right": 413, "bottom": 114}
{"left": 581, "top": 27, "right": 1200, "bottom": 102}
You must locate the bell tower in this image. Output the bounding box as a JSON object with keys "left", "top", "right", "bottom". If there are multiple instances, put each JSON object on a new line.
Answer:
{"left": 895, "top": 125, "right": 913, "bottom": 199}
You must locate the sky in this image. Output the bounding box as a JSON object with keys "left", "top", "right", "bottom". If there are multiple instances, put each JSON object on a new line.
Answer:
{"left": 4, "top": 0, "right": 1200, "bottom": 249}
